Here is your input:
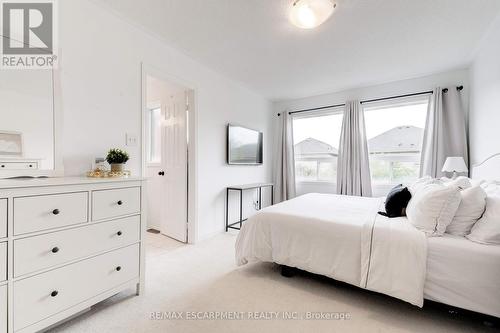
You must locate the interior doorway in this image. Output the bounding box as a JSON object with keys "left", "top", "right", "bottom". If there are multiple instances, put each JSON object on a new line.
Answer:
{"left": 142, "top": 66, "right": 195, "bottom": 244}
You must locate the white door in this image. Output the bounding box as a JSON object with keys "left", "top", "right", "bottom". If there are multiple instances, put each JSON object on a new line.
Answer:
{"left": 146, "top": 164, "right": 164, "bottom": 229}
{"left": 161, "top": 91, "right": 188, "bottom": 242}
{"left": 145, "top": 106, "right": 166, "bottom": 230}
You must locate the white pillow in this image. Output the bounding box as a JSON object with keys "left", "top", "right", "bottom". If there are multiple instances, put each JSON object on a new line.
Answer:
{"left": 467, "top": 194, "right": 500, "bottom": 244}
{"left": 406, "top": 183, "right": 462, "bottom": 236}
{"left": 442, "top": 176, "right": 471, "bottom": 190}
{"left": 445, "top": 186, "right": 486, "bottom": 236}
{"left": 470, "top": 178, "right": 486, "bottom": 188}
{"left": 409, "top": 176, "right": 441, "bottom": 196}
{"left": 481, "top": 181, "right": 500, "bottom": 196}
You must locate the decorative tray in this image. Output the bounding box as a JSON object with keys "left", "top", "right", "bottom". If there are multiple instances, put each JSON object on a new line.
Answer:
{"left": 86, "top": 170, "right": 131, "bottom": 178}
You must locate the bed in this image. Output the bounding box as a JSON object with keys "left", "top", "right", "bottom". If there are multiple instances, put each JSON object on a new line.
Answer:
{"left": 425, "top": 234, "right": 500, "bottom": 317}
{"left": 236, "top": 193, "right": 428, "bottom": 306}
{"left": 235, "top": 154, "right": 500, "bottom": 318}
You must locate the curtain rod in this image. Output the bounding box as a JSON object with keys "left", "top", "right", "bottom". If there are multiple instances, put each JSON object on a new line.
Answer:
{"left": 360, "top": 90, "right": 433, "bottom": 105}
{"left": 277, "top": 85, "right": 463, "bottom": 116}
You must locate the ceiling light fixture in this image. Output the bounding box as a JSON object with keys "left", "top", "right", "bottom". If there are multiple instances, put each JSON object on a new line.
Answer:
{"left": 289, "top": 0, "right": 337, "bottom": 29}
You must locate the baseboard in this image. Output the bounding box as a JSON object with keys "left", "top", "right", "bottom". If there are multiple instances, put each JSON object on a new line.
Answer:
{"left": 196, "top": 227, "right": 227, "bottom": 243}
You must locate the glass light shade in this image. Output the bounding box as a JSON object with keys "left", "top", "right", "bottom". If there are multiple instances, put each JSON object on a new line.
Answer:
{"left": 290, "top": 0, "right": 336, "bottom": 29}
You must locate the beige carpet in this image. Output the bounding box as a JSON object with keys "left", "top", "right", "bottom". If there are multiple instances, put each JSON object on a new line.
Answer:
{"left": 50, "top": 232, "right": 497, "bottom": 333}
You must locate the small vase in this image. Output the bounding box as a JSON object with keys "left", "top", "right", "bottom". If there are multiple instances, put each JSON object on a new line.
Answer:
{"left": 110, "top": 163, "right": 124, "bottom": 173}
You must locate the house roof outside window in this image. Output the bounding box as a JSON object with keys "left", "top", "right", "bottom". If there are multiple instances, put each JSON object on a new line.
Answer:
{"left": 294, "top": 126, "right": 423, "bottom": 160}
{"left": 368, "top": 126, "right": 423, "bottom": 154}
{"left": 294, "top": 138, "right": 338, "bottom": 161}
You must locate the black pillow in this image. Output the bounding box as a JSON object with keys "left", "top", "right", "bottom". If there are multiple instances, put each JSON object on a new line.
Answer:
{"left": 378, "top": 184, "right": 412, "bottom": 218}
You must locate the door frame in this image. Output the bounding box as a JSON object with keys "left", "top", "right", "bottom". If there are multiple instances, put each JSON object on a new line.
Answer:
{"left": 140, "top": 62, "right": 198, "bottom": 244}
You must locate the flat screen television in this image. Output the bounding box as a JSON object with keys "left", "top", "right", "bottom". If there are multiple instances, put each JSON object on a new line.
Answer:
{"left": 227, "top": 124, "right": 263, "bottom": 165}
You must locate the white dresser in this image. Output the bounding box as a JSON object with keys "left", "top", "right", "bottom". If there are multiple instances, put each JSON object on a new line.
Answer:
{"left": 0, "top": 159, "right": 41, "bottom": 171}
{"left": 0, "top": 177, "right": 146, "bottom": 333}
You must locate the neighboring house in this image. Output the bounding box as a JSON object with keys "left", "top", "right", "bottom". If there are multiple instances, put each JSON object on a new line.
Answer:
{"left": 294, "top": 138, "right": 338, "bottom": 181}
{"left": 294, "top": 137, "right": 338, "bottom": 160}
{"left": 368, "top": 125, "right": 424, "bottom": 185}
{"left": 295, "top": 125, "right": 423, "bottom": 162}
{"left": 368, "top": 125, "right": 423, "bottom": 156}
{"left": 294, "top": 126, "right": 424, "bottom": 185}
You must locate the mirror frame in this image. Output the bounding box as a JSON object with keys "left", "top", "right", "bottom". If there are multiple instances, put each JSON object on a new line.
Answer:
{"left": 0, "top": 68, "right": 64, "bottom": 178}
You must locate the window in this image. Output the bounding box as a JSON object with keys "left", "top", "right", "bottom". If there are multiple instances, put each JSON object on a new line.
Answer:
{"left": 147, "top": 107, "right": 162, "bottom": 164}
{"left": 363, "top": 98, "right": 429, "bottom": 190}
{"left": 292, "top": 111, "right": 343, "bottom": 189}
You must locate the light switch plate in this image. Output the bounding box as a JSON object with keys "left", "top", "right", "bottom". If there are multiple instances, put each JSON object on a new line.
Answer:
{"left": 126, "top": 133, "right": 138, "bottom": 146}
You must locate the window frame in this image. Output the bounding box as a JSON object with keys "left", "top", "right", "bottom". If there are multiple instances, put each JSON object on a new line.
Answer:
{"left": 362, "top": 94, "right": 430, "bottom": 191}
{"left": 146, "top": 102, "right": 162, "bottom": 166}
{"left": 291, "top": 106, "right": 344, "bottom": 187}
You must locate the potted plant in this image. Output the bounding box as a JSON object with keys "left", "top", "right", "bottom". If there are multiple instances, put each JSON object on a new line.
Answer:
{"left": 106, "top": 148, "right": 129, "bottom": 172}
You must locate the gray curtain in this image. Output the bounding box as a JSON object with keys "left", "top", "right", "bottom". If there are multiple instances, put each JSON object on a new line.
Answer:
{"left": 273, "top": 111, "right": 296, "bottom": 203}
{"left": 336, "top": 100, "right": 372, "bottom": 196}
{"left": 420, "top": 87, "right": 468, "bottom": 178}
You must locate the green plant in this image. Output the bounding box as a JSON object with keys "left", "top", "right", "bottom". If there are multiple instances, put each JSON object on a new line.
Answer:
{"left": 106, "top": 148, "right": 129, "bottom": 164}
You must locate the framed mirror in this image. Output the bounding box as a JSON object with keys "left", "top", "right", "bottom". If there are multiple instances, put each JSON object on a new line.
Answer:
{"left": 0, "top": 67, "right": 63, "bottom": 178}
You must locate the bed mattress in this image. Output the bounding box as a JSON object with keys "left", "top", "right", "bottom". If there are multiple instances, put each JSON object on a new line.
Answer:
{"left": 424, "top": 234, "right": 500, "bottom": 317}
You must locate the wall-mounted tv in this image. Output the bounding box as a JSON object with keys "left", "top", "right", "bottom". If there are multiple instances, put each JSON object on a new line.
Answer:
{"left": 227, "top": 124, "right": 263, "bottom": 165}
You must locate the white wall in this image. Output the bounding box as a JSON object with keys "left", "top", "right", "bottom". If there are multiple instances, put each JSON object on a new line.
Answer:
{"left": 59, "top": 0, "right": 273, "bottom": 241}
{"left": 274, "top": 69, "right": 469, "bottom": 113}
{"left": 469, "top": 13, "right": 500, "bottom": 166}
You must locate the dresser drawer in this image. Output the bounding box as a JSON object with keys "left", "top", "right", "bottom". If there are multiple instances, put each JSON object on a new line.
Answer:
{"left": 14, "top": 215, "right": 140, "bottom": 277}
{"left": 0, "top": 285, "right": 6, "bottom": 333}
{"left": 13, "top": 243, "right": 139, "bottom": 331}
{"left": 0, "top": 199, "right": 6, "bottom": 239}
{"left": 13, "top": 192, "right": 88, "bottom": 235}
{"left": 0, "top": 243, "right": 6, "bottom": 282}
{"left": 92, "top": 187, "right": 140, "bottom": 221}
{"left": 0, "top": 161, "right": 38, "bottom": 170}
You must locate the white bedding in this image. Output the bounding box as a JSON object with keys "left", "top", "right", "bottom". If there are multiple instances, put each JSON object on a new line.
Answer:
{"left": 236, "top": 193, "right": 427, "bottom": 306}
{"left": 362, "top": 213, "right": 427, "bottom": 307}
{"left": 425, "top": 234, "right": 500, "bottom": 317}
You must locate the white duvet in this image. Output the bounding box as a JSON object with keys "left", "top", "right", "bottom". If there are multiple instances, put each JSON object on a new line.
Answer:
{"left": 235, "top": 193, "right": 427, "bottom": 306}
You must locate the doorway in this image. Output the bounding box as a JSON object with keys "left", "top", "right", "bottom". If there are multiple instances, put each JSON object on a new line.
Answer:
{"left": 142, "top": 66, "right": 195, "bottom": 244}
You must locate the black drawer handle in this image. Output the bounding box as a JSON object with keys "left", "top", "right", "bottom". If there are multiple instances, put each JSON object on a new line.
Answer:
{"left": 52, "top": 209, "right": 60, "bottom": 215}
{"left": 51, "top": 290, "right": 58, "bottom": 297}
{"left": 117, "top": 231, "right": 122, "bottom": 236}
{"left": 51, "top": 247, "right": 59, "bottom": 253}
{"left": 117, "top": 200, "right": 123, "bottom": 206}
{"left": 116, "top": 266, "right": 122, "bottom": 271}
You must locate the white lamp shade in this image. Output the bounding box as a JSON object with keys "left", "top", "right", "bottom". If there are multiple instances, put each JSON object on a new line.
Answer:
{"left": 290, "top": 0, "right": 336, "bottom": 29}
{"left": 441, "top": 157, "right": 468, "bottom": 173}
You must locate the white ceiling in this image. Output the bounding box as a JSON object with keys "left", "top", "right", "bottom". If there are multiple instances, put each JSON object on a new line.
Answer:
{"left": 96, "top": 0, "right": 500, "bottom": 101}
